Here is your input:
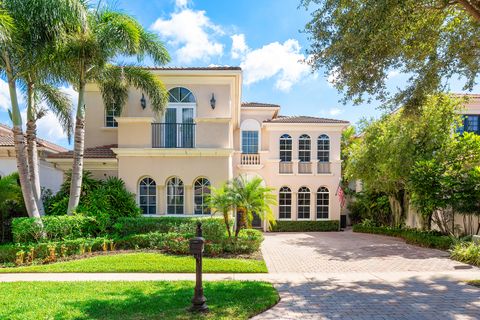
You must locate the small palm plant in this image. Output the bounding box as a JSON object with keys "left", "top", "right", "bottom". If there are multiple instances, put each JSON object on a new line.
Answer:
{"left": 207, "top": 184, "right": 234, "bottom": 239}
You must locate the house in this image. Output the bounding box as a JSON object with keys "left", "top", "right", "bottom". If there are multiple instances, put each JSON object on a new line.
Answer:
{"left": 0, "top": 123, "right": 66, "bottom": 193}
{"left": 47, "top": 67, "right": 349, "bottom": 228}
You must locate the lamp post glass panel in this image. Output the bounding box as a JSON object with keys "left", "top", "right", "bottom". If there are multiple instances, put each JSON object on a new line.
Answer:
{"left": 189, "top": 222, "right": 208, "bottom": 312}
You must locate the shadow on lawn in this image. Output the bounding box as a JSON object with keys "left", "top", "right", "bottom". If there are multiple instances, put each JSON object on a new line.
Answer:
{"left": 67, "top": 281, "right": 278, "bottom": 320}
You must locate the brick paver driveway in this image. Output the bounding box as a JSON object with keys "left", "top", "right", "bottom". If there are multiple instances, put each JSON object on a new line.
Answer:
{"left": 254, "top": 230, "right": 480, "bottom": 320}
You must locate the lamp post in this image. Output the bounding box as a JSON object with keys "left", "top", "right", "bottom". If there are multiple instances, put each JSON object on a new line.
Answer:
{"left": 189, "top": 222, "right": 208, "bottom": 313}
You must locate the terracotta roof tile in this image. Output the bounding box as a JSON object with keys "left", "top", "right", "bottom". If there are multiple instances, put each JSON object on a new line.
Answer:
{"left": 242, "top": 102, "right": 280, "bottom": 108}
{"left": 48, "top": 144, "right": 117, "bottom": 159}
{"left": 264, "top": 115, "right": 349, "bottom": 124}
{"left": 0, "top": 123, "right": 68, "bottom": 152}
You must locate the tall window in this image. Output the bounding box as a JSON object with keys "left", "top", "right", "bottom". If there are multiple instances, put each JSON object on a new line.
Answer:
{"left": 279, "top": 186, "right": 292, "bottom": 219}
{"left": 279, "top": 134, "right": 292, "bottom": 162}
{"left": 242, "top": 131, "right": 259, "bottom": 154}
{"left": 298, "top": 134, "right": 311, "bottom": 162}
{"left": 317, "top": 134, "right": 330, "bottom": 162}
{"left": 316, "top": 187, "right": 329, "bottom": 219}
{"left": 167, "top": 177, "right": 184, "bottom": 214}
{"left": 459, "top": 115, "right": 480, "bottom": 135}
{"left": 105, "top": 107, "right": 121, "bottom": 127}
{"left": 194, "top": 178, "right": 211, "bottom": 214}
{"left": 139, "top": 177, "right": 156, "bottom": 214}
{"left": 297, "top": 187, "right": 310, "bottom": 219}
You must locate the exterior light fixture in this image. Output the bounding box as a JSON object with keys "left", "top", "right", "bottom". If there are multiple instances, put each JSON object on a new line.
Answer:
{"left": 210, "top": 93, "right": 216, "bottom": 110}
{"left": 140, "top": 93, "right": 146, "bottom": 109}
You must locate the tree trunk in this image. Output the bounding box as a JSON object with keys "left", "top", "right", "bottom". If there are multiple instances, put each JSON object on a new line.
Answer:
{"left": 26, "top": 82, "right": 45, "bottom": 215}
{"left": 2, "top": 51, "right": 41, "bottom": 220}
{"left": 235, "top": 208, "right": 246, "bottom": 239}
{"left": 223, "top": 212, "right": 232, "bottom": 239}
{"left": 67, "top": 80, "right": 86, "bottom": 214}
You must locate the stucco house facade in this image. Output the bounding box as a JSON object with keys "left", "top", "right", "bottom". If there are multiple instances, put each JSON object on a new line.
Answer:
{"left": 47, "top": 67, "right": 349, "bottom": 226}
{"left": 0, "top": 123, "right": 66, "bottom": 193}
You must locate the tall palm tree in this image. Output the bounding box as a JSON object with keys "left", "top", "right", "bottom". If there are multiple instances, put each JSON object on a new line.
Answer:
{"left": 208, "top": 184, "right": 234, "bottom": 239}
{"left": 60, "top": 5, "right": 170, "bottom": 214}
{"left": 228, "top": 176, "right": 277, "bottom": 238}
{"left": 0, "top": 0, "right": 84, "bottom": 219}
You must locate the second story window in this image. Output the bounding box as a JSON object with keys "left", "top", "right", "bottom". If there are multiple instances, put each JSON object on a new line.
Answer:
{"left": 242, "top": 131, "right": 259, "bottom": 154}
{"left": 298, "top": 134, "right": 311, "bottom": 162}
{"left": 317, "top": 134, "right": 330, "bottom": 162}
{"left": 279, "top": 134, "right": 292, "bottom": 162}
{"left": 459, "top": 115, "right": 480, "bottom": 135}
{"left": 105, "top": 107, "right": 120, "bottom": 127}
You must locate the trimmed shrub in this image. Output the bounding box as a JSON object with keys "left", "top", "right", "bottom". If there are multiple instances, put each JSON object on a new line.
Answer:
{"left": 353, "top": 224, "right": 453, "bottom": 250}
{"left": 271, "top": 220, "right": 339, "bottom": 232}
{"left": 12, "top": 216, "right": 102, "bottom": 243}
{"left": 450, "top": 242, "right": 480, "bottom": 266}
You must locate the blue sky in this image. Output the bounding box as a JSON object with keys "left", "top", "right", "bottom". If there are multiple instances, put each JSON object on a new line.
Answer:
{"left": 0, "top": 0, "right": 475, "bottom": 148}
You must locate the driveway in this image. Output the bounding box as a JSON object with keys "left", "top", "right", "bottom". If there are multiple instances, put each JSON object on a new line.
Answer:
{"left": 254, "top": 230, "right": 480, "bottom": 320}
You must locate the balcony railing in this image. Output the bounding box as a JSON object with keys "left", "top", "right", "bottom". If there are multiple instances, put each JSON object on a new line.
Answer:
{"left": 279, "top": 161, "right": 293, "bottom": 174}
{"left": 241, "top": 153, "right": 260, "bottom": 165}
{"left": 298, "top": 161, "right": 312, "bottom": 174}
{"left": 152, "top": 123, "right": 196, "bottom": 148}
{"left": 317, "top": 162, "right": 331, "bottom": 174}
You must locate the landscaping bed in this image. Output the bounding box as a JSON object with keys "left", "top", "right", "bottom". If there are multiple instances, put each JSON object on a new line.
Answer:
{"left": 450, "top": 241, "right": 480, "bottom": 267}
{"left": 271, "top": 220, "right": 339, "bottom": 232}
{"left": 0, "top": 281, "right": 279, "bottom": 320}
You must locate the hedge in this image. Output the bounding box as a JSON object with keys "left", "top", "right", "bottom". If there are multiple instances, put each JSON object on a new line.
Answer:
{"left": 450, "top": 242, "right": 480, "bottom": 267}
{"left": 270, "top": 220, "right": 339, "bottom": 232}
{"left": 352, "top": 224, "right": 454, "bottom": 250}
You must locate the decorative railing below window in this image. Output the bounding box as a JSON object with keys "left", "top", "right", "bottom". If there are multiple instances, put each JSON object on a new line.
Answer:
{"left": 241, "top": 153, "right": 260, "bottom": 165}
{"left": 279, "top": 161, "right": 293, "bottom": 174}
{"left": 152, "top": 123, "right": 196, "bottom": 148}
{"left": 298, "top": 161, "right": 312, "bottom": 174}
{"left": 317, "top": 162, "right": 331, "bottom": 174}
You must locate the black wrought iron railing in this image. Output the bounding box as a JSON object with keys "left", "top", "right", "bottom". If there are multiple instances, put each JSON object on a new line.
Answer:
{"left": 152, "top": 123, "right": 196, "bottom": 148}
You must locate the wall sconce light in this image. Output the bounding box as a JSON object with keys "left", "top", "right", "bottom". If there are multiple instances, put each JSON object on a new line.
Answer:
{"left": 140, "top": 93, "right": 146, "bottom": 110}
{"left": 210, "top": 93, "right": 216, "bottom": 110}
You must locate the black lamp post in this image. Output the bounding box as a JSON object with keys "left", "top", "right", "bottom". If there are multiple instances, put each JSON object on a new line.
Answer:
{"left": 189, "top": 222, "right": 208, "bottom": 313}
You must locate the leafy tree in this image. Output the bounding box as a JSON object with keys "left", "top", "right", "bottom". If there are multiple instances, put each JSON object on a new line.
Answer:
{"left": 302, "top": 0, "right": 480, "bottom": 108}
{"left": 207, "top": 184, "right": 233, "bottom": 239}
{"left": 0, "top": 172, "right": 27, "bottom": 242}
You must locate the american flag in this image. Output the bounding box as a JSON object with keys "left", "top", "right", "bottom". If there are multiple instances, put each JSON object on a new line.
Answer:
{"left": 336, "top": 183, "right": 346, "bottom": 208}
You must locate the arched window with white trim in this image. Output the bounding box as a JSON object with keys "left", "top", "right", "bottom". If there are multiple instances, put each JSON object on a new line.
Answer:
{"left": 279, "top": 186, "right": 292, "bottom": 219}
{"left": 317, "top": 134, "right": 330, "bottom": 162}
{"left": 167, "top": 177, "right": 184, "bottom": 214}
{"left": 298, "top": 134, "right": 311, "bottom": 162}
{"left": 279, "top": 134, "right": 292, "bottom": 162}
{"left": 297, "top": 186, "right": 311, "bottom": 219}
{"left": 316, "top": 187, "right": 329, "bottom": 219}
{"left": 194, "top": 178, "right": 211, "bottom": 215}
{"left": 139, "top": 177, "right": 156, "bottom": 214}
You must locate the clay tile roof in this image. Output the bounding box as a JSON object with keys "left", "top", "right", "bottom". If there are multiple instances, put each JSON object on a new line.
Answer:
{"left": 264, "top": 115, "right": 350, "bottom": 124}
{"left": 0, "top": 123, "right": 68, "bottom": 152}
{"left": 48, "top": 144, "right": 117, "bottom": 159}
{"left": 242, "top": 102, "right": 280, "bottom": 108}
{"left": 142, "top": 66, "right": 241, "bottom": 71}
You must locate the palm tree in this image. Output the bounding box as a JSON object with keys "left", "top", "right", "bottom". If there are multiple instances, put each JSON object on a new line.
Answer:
{"left": 0, "top": 2, "right": 13, "bottom": 42}
{"left": 0, "top": 0, "right": 84, "bottom": 219}
{"left": 228, "top": 176, "right": 277, "bottom": 238}
{"left": 208, "top": 184, "right": 234, "bottom": 239}
{"left": 60, "top": 5, "right": 170, "bottom": 214}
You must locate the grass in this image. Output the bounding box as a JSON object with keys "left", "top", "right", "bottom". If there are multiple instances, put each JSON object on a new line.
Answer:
{"left": 0, "top": 252, "right": 268, "bottom": 273}
{"left": 0, "top": 281, "right": 279, "bottom": 320}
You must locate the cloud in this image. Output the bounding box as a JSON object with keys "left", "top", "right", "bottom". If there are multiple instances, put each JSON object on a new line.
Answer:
{"left": 0, "top": 78, "right": 25, "bottom": 112}
{"left": 239, "top": 39, "right": 310, "bottom": 91}
{"left": 231, "top": 34, "right": 248, "bottom": 59}
{"left": 387, "top": 70, "right": 399, "bottom": 79}
{"left": 329, "top": 108, "right": 343, "bottom": 116}
{"left": 150, "top": 8, "right": 224, "bottom": 63}
{"left": 327, "top": 67, "right": 341, "bottom": 87}
{"left": 175, "top": 0, "right": 189, "bottom": 8}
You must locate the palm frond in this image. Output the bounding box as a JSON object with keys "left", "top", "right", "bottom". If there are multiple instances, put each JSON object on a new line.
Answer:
{"left": 0, "top": 3, "right": 14, "bottom": 43}
{"left": 137, "top": 30, "right": 170, "bottom": 65}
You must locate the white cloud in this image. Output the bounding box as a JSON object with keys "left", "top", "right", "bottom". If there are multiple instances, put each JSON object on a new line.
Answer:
{"left": 387, "top": 70, "right": 399, "bottom": 79}
{"left": 150, "top": 8, "right": 224, "bottom": 63}
{"left": 240, "top": 39, "right": 310, "bottom": 91}
{"left": 329, "top": 108, "right": 342, "bottom": 116}
{"left": 0, "top": 78, "right": 25, "bottom": 112}
{"left": 231, "top": 34, "right": 248, "bottom": 59}
{"left": 327, "top": 67, "right": 341, "bottom": 87}
{"left": 175, "top": 0, "right": 189, "bottom": 8}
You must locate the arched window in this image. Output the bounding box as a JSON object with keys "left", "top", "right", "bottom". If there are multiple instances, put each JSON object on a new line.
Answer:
{"left": 139, "top": 177, "right": 156, "bottom": 214}
{"left": 279, "top": 186, "right": 292, "bottom": 219}
{"left": 168, "top": 87, "right": 196, "bottom": 103}
{"left": 164, "top": 87, "right": 196, "bottom": 148}
{"left": 297, "top": 187, "right": 311, "bottom": 219}
{"left": 316, "top": 187, "right": 329, "bottom": 219}
{"left": 194, "top": 178, "right": 211, "bottom": 215}
{"left": 279, "top": 134, "right": 292, "bottom": 162}
{"left": 298, "top": 134, "right": 311, "bottom": 162}
{"left": 317, "top": 134, "right": 330, "bottom": 162}
{"left": 167, "top": 177, "right": 184, "bottom": 214}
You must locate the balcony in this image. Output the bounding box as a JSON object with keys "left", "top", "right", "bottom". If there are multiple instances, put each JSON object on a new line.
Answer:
{"left": 317, "top": 162, "right": 331, "bottom": 174}
{"left": 241, "top": 153, "right": 260, "bottom": 165}
{"left": 152, "top": 123, "right": 195, "bottom": 148}
{"left": 298, "top": 161, "right": 312, "bottom": 174}
{"left": 279, "top": 161, "right": 293, "bottom": 174}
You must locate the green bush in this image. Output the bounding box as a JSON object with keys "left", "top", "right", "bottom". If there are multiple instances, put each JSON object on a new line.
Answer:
{"left": 270, "top": 220, "right": 339, "bottom": 232}
{"left": 12, "top": 216, "right": 102, "bottom": 243}
{"left": 347, "top": 191, "right": 392, "bottom": 225}
{"left": 352, "top": 224, "right": 453, "bottom": 250}
{"left": 450, "top": 242, "right": 480, "bottom": 266}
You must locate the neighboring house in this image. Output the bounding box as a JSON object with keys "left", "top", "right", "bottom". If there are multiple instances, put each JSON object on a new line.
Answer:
{"left": 0, "top": 123, "right": 66, "bottom": 193}
{"left": 47, "top": 67, "right": 349, "bottom": 228}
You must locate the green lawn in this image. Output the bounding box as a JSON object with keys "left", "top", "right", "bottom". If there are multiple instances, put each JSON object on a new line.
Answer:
{"left": 0, "top": 252, "right": 268, "bottom": 273}
{"left": 0, "top": 281, "right": 279, "bottom": 320}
